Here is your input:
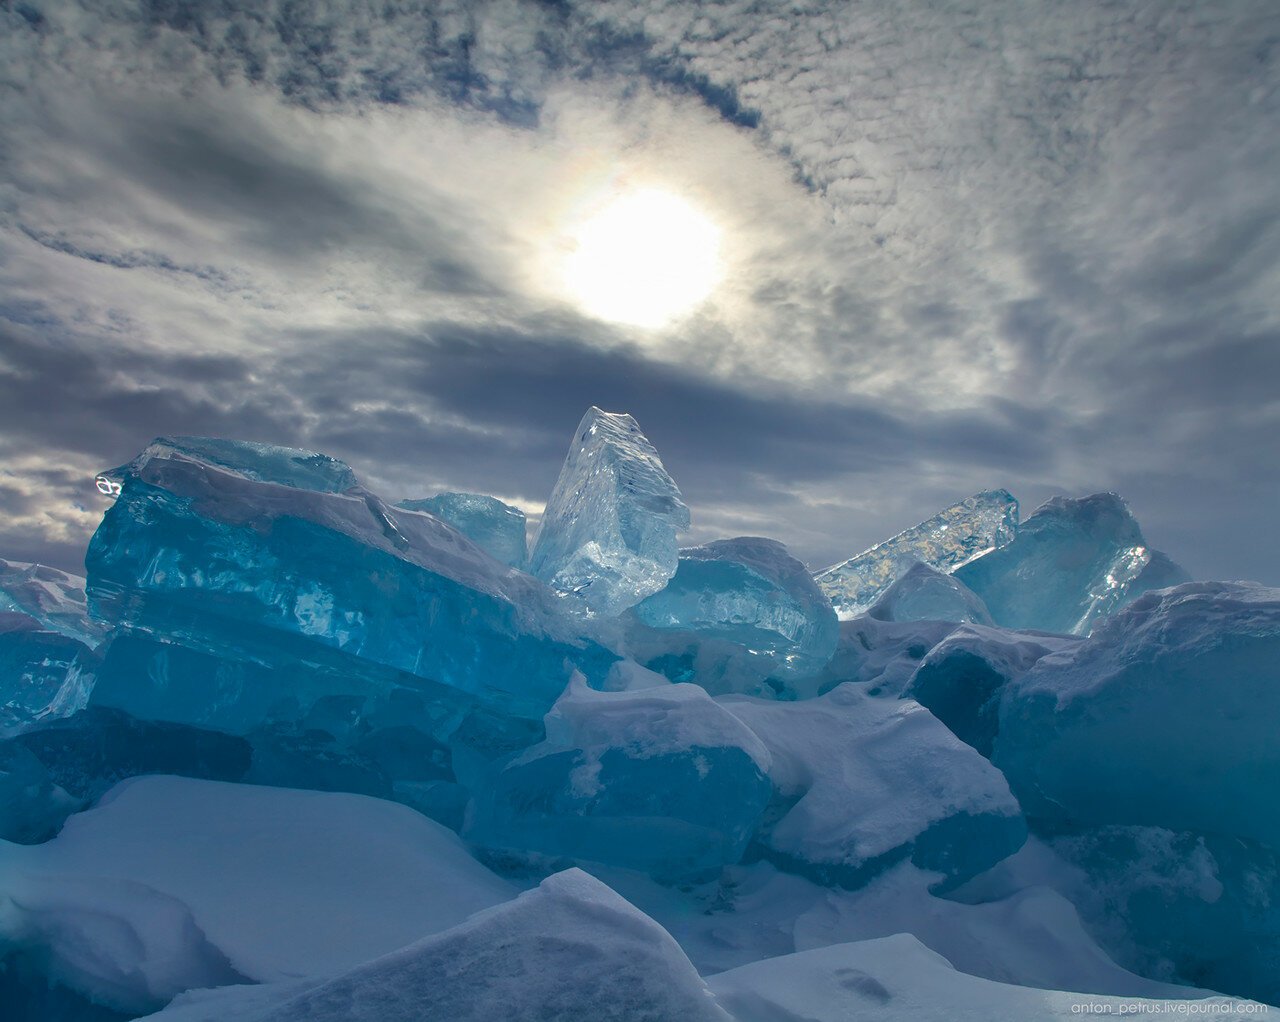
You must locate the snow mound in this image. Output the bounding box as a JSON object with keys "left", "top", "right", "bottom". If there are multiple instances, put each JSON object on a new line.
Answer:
{"left": 0, "top": 775, "right": 514, "bottom": 1012}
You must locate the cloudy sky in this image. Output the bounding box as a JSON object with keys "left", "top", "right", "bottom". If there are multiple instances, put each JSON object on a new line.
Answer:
{"left": 1, "top": 0, "right": 1278, "bottom": 582}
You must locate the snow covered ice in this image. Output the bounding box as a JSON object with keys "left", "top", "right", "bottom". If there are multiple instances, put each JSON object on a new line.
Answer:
{"left": 2, "top": 415, "right": 1278, "bottom": 1020}
{"left": 529, "top": 407, "right": 690, "bottom": 616}
{"left": 814, "top": 488, "right": 1018, "bottom": 619}
{"left": 995, "top": 581, "right": 1280, "bottom": 846}
{"left": 720, "top": 684, "right": 1027, "bottom": 892}
{"left": 466, "top": 675, "right": 772, "bottom": 882}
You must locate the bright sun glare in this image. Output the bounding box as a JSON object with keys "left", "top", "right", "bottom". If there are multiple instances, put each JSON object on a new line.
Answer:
{"left": 564, "top": 189, "right": 722, "bottom": 329}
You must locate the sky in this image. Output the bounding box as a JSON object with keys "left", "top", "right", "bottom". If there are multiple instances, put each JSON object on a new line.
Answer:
{"left": 1, "top": 0, "right": 1278, "bottom": 583}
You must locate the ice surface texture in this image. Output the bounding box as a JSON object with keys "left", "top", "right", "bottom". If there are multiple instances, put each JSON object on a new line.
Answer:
{"left": 955, "top": 492, "right": 1190, "bottom": 635}
{"left": 530, "top": 408, "right": 690, "bottom": 616}
{"left": 996, "top": 581, "right": 1280, "bottom": 845}
{"left": 467, "top": 676, "right": 772, "bottom": 881}
{"left": 85, "top": 436, "right": 614, "bottom": 734}
{"left": 721, "top": 684, "right": 1026, "bottom": 891}
{"left": 397, "top": 492, "right": 527, "bottom": 569}
{"left": 631, "top": 537, "right": 839, "bottom": 692}
{"left": 814, "top": 489, "right": 1018, "bottom": 619}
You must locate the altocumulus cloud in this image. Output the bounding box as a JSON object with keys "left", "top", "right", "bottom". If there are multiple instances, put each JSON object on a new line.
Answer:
{"left": 0, "top": 0, "right": 1277, "bottom": 581}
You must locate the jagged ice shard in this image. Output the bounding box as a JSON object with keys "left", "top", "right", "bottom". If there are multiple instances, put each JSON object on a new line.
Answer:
{"left": 530, "top": 407, "right": 690, "bottom": 617}
{"left": 814, "top": 489, "right": 1019, "bottom": 619}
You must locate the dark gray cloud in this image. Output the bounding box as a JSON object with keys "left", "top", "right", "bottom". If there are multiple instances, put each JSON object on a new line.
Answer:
{"left": 0, "top": 0, "right": 1277, "bottom": 588}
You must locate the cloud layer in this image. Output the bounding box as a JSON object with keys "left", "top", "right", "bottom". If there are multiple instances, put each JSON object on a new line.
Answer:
{"left": 1, "top": 0, "right": 1278, "bottom": 582}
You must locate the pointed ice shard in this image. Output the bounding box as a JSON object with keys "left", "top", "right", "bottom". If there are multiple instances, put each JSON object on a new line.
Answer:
{"left": 954, "top": 493, "right": 1191, "bottom": 635}
{"left": 398, "top": 493, "right": 528, "bottom": 569}
{"left": 530, "top": 408, "right": 690, "bottom": 617}
{"left": 814, "top": 490, "right": 1019, "bottom": 619}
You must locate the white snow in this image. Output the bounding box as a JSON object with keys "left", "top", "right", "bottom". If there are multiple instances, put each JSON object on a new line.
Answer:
{"left": 0, "top": 775, "right": 514, "bottom": 1012}
{"left": 528, "top": 673, "right": 771, "bottom": 772}
{"left": 142, "top": 868, "right": 729, "bottom": 1022}
{"left": 709, "top": 932, "right": 1268, "bottom": 1022}
{"left": 719, "top": 684, "right": 1019, "bottom": 870}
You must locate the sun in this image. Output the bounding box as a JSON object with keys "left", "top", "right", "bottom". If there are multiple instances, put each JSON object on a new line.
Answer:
{"left": 563, "top": 189, "right": 722, "bottom": 329}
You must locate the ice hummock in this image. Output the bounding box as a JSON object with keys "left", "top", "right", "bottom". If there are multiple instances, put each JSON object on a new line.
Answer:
{"left": 954, "top": 492, "right": 1191, "bottom": 635}
{"left": 397, "top": 492, "right": 528, "bottom": 569}
{"left": 529, "top": 407, "right": 690, "bottom": 616}
{"left": 4, "top": 420, "right": 1277, "bottom": 1015}
{"left": 814, "top": 489, "right": 1018, "bottom": 619}
{"left": 631, "top": 536, "right": 839, "bottom": 691}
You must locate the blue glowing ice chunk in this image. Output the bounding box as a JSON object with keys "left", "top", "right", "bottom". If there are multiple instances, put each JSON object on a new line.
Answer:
{"left": 995, "top": 582, "right": 1280, "bottom": 847}
{"left": 0, "top": 558, "right": 102, "bottom": 646}
{"left": 633, "top": 537, "right": 839, "bottom": 689}
{"left": 466, "top": 676, "right": 772, "bottom": 882}
{"left": 85, "top": 437, "right": 615, "bottom": 736}
{"left": 815, "top": 490, "right": 1019, "bottom": 619}
{"left": 530, "top": 408, "right": 690, "bottom": 616}
{"left": 867, "top": 561, "right": 994, "bottom": 625}
{"left": 954, "top": 493, "right": 1190, "bottom": 635}
{"left": 397, "top": 493, "right": 527, "bottom": 569}
{"left": 720, "top": 683, "right": 1026, "bottom": 892}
